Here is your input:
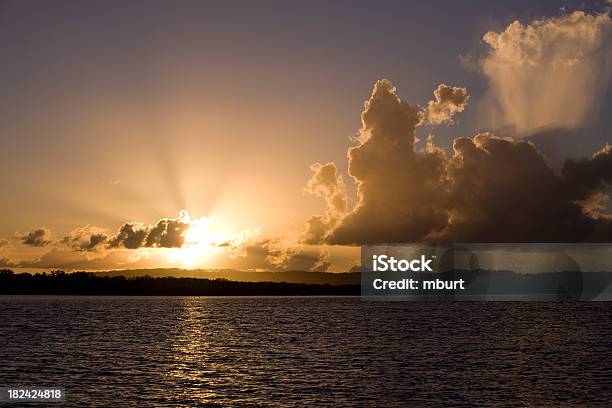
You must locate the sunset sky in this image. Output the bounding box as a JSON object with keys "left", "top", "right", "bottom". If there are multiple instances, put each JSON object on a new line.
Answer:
{"left": 1, "top": 0, "right": 611, "bottom": 272}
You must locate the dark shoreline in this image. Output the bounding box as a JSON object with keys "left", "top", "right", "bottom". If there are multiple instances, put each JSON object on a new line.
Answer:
{"left": 2, "top": 269, "right": 611, "bottom": 298}
{"left": 0, "top": 270, "right": 360, "bottom": 296}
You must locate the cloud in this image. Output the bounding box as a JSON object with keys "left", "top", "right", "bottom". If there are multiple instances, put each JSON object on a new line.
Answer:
{"left": 17, "top": 228, "right": 52, "bottom": 247}
{"left": 258, "top": 232, "right": 325, "bottom": 271}
{"left": 563, "top": 144, "right": 612, "bottom": 192}
{"left": 439, "top": 134, "right": 612, "bottom": 241}
{"left": 426, "top": 83, "right": 469, "bottom": 125}
{"left": 107, "top": 222, "right": 149, "bottom": 249}
{"left": 0, "top": 239, "right": 11, "bottom": 251}
{"left": 303, "top": 162, "right": 348, "bottom": 244}
{"left": 60, "top": 225, "right": 109, "bottom": 252}
{"left": 179, "top": 235, "right": 332, "bottom": 272}
{"left": 16, "top": 214, "right": 192, "bottom": 253}
{"left": 107, "top": 211, "right": 190, "bottom": 249}
{"left": 145, "top": 217, "right": 190, "bottom": 248}
{"left": 0, "top": 239, "right": 12, "bottom": 265}
{"left": 480, "top": 11, "right": 612, "bottom": 134}
{"left": 305, "top": 79, "right": 612, "bottom": 244}
{"left": 4, "top": 209, "right": 330, "bottom": 271}
{"left": 305, "top": 162, "right": 348, "bottom": 214}
{"left": 205, "top": 223, "right": 337, "bottom": 272}
{"left": 0, "top": 248, "right": 143, "bottom": 270}
{"left": 310, "top": 249, "right": 331, "bottom": 272}
{"left": 318, "top": 79, "right": 448, "bottom": 244}
{"left": 0, "top": 258, "right": 16, "bottom": 268}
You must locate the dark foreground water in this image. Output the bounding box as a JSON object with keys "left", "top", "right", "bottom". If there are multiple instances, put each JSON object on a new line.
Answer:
{"left": 0, "top": 297, "right": 610, "bottom": 407}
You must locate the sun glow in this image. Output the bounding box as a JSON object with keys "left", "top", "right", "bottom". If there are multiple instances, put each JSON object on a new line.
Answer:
{"left": 167, "top": 213, "right": 232, "bottom": 268}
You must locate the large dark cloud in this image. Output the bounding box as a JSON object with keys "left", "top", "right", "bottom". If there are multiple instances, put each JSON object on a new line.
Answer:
{"left": 319, "top": 79, "right": 448, "bottom": 244}
{"left": 563, "top": 145, "right": 612, "bottom": 193}
{"left": 440, "top": 134, "right": 611, "bottom": 241}
{"left": 17, "top": 228, "right": 52, "bottom": 247}
{"left": 305, "top": 79, "right": 612, "bottom": 244}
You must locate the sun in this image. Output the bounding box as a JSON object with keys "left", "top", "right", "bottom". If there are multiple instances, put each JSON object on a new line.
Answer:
{"left": 167, "top": 214, "right": 231, "bottom": 269}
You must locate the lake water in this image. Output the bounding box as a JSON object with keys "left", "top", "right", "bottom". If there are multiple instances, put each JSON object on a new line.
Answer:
{"left": 1, "top": 296, "right": 610, "bottom": 406}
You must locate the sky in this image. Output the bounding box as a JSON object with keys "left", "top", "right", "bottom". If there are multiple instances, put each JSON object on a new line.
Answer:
{"left": 1, "top": 0, "right": 611, "bottom": 272}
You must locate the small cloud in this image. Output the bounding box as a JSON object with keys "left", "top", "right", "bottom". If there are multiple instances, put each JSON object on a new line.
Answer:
{"left": 426, "top": 83, "right": 469, "bottom": 125}
{"left": 349, "top": 263, "right": 362, "bottom": 273}
{"left": 17, "top": 228, "right": 52, "bottom": 247}
{"left": 458, "top": 54, "right": 479, "bottom": 71}
{"left": 0, "top": 239, "right": 12, "bottom": 251}
{"left": 61, "top": 225, "right": 109, "bottom": 252}
{"left": 0, "top": 257, "right": 17, "bottom": 268}
{"left": 310, "top": 249, "right": 331, "bottom": 272}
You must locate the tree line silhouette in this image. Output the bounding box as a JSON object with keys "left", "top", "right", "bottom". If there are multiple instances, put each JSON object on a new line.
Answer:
{"left": 0, "top": 269, "right": 360, "bottom": 296}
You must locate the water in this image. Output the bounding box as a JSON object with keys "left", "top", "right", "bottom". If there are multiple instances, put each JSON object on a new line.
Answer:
{"left": 1, "top": 296, "right": 610, "bottom": 407}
